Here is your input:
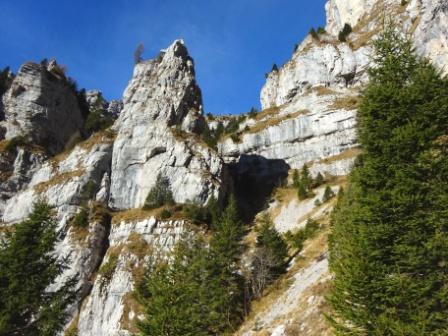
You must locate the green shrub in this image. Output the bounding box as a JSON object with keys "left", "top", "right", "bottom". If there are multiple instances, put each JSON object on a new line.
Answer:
{"left": 159, "top": 208, "right": 172, "bottom": 220}
{"left": 309, "top": 28, "right": 319, "bottom": 40}
{"left": 284, "top": 218, "right": 320, "bottom": 250}
{"left": 72, "top": 207, "right": 89, "bottom": 228}
{"left": 98, "top": 255, "right": 118, "bottom": 289}
{"left": 317, "top": 27, "right": 326, "bottom": 35}
{"left": 143, "top": 173, "right": 174, "bottom": 210}
{"left": 313, "top": 172, "right": 325, "bottom": 187}
{"left": 184, "top": 197, "right": 220, "bottom": 229}
{"left": 322, "top": 185, "right": 335, "bottom": 203}
{"left": 85, "top": 111, "right": 114, "bottom": 134}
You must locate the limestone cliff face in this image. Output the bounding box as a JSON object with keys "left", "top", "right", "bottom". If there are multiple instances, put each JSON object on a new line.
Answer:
{"left": 220, "top": 0, "right": 448, "bottom": 179}
{"left": 2, "top": 62, "right": 84, "bottom": 154}
{"left": 109, "top": 40, "right": 225, "bottom": 210}
{"left": 0, "top": 1, "right": 446, "bottom": 335}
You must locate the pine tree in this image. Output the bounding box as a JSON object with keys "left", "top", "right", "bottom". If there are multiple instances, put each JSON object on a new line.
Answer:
{"left": 143, "top": 173, "right": 174, "bottom": 210}
{"left": 135, "top": 237, "right": 209, "bottom": 336}
{"left": 0, "top": 202, "right": 76, "bottom": 336}
{"left": 250, "top": 214, "right": 289, "bottom": 297}
{"left": 314, "top": 172, "right": 325, "bottom": 187}
{"left": 206, "top": 195, "right": 246, "bottom": 332}
{"left": 255, "top": 214, "right": 288, "bottom": 274}
{"left": 300, "top": 164, "right": 312, "bottom": 190}
{"left": 292, "top": 169, "right": 300, "bottom": 188}
{"left": 328, "top": 24, "right": 448, "bottom": 335}
{"left": 322, "top": 185, "right": 335, "bottom": 203}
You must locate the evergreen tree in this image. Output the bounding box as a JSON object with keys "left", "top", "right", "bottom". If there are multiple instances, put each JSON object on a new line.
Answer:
{"left": 255, "top": 214, "right": 288, "bottom": 274}
{"left": 328, "top": 24, "right": 448, "bottom": 335}
{"left": 0, "top": 202, "right": 76, "bottom": 336}
{"left": 135, "top": 237, "right": 209, "bottom": 336}
{"left": 206, "top": 196, "right": 245, "bottom": 332}
{"left": 292, "top": 169, "right": 300, "bottom": 188}
{"left": 322, "top": 185, "right": 335, "bottom": 203}
{"left": 314, "top": 172, "right": 325, "bottom": 187}
{"left": 143, "top": 173, "right": 174, "bottom": 210}
{"left": 136, "top": 196, "right": 246, "bottom": 335}
{"left": 300, "top": 164, "right": 312, "bottom": 191}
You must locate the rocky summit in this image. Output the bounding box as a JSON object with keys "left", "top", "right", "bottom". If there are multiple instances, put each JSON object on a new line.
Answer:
{"left": 0, "top": 0, "right": 447, "bottom": 335}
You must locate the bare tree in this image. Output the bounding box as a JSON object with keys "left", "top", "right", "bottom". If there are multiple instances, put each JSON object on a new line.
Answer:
{"left": 249, "top": 247, "right": 277, "bottom": 299}
{"left": 134, "top": 43, "right": 145, "bottom": 64}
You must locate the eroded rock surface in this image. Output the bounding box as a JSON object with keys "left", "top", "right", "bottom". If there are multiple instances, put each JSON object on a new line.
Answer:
{"left": 109, "top": 40, "right": 225, "bottom": 209}
{"left": 2, "top": 62, "right": 84, "bottom": 153}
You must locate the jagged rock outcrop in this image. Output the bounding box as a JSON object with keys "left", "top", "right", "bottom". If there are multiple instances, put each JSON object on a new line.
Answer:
{"left": 1, "top": 61, "right": 84, "bottom": 153}
{"left": 109, "top": 40, "right": 226, "bottom": 210}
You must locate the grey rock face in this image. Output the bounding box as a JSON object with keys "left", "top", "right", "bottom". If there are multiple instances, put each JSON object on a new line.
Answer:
{"left": 109, "top": 40, "right": 225, "bottom": 210}
{"left": 2, "top": 62, "right": 84, "bottom": 154}
{"left": 107, "top": 99, "right": 123, "bottom": 118}
{"left": 0, "top": 147, "right": 46, "bottom": 216}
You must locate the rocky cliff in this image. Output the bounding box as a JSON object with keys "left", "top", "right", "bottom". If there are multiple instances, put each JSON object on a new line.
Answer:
{"left": 0, "top": 0, "right": 447, "bottom": 335}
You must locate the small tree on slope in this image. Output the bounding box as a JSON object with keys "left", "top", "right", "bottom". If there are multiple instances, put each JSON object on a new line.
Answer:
{"left": 0, "top": 202, "right": 77, "bottom": 336}
{"left": 328, "top": 24, "right": 448, "bottom": 335}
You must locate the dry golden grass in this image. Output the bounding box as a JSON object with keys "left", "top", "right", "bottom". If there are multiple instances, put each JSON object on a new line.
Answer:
{"left": 50, "top": 129, "right": 116, "bottom": 167}
{"left": 251, "top": 106, "right": 281, "bottom": 121}
{"left": 0, "top": 225, "right": 14, "bottom": 235}
{"left": 111, "top": 204, "right": 189, "bottom": 226}
{"left": 317, "top": 148, "right": 362, "bottom": 165}
{"left": 269, "top": 186, "right": 298, "bottom": 219}
{"left": 70, "top": 224, "right": 89, "bottom": 244}
{"left": 126, "top": 233, "right": 152, "bottom": 260}
{"left": 409, "top": 16, "right": 422, "bottom": 34}
{"left": 311, "top": 86, "right": 336, "bottom": 96}
{"left": 111, "top": 207, "right": 160, "bottom": 225}
{"left": 247, "top": 110, "right": 308, "bottom": 134}
{"left": 329, "top": 96, "right": 361, "bottom": 110}
{"left": 34, "top": 169, "right": 85, "bottom": 193}
{"left": 64, "top": 313, "right": 79, "bottom": 336}
{"left": 79, "top": 128, "right": 116, "bottom": 151}
{"left": 351, "top": 27, "right": 381, "bottom": 49}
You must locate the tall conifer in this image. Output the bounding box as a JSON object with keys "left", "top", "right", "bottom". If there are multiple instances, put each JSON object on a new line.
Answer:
{"left": 328, "top": 25, "right": 448, "bottom": 335}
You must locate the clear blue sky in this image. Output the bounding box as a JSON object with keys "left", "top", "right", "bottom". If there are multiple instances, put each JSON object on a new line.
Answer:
{"left": 0, "top": 0, "right": 327, "bottom": 114}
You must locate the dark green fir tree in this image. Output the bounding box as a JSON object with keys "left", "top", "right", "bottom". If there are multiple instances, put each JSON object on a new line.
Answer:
{"left": 0, "top": 202, "right": 77, "bottom": 336}
{"left": 328, "top": 24, "right": 448, "bottom": 335}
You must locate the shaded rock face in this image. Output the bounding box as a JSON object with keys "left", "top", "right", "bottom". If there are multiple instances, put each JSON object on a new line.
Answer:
{"left": 109, "top": 40, "right": 225, "bottom": 210}
{"left": 2, "top": 62, "right": 84, "bottom": 154}
{"left": 229, "top": 154, "right": 290, "bottom": 222}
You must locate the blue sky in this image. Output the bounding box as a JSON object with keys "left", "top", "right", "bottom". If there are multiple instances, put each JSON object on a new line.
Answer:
{"left": 0, "top": 0, "right": 327, "bottom": 114}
